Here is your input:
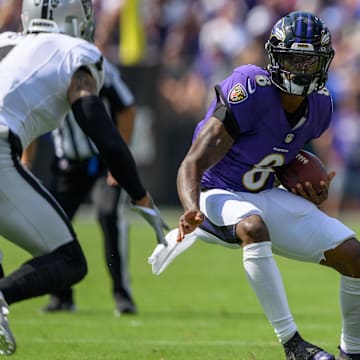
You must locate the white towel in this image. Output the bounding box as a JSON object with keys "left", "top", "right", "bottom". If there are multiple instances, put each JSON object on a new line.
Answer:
{"left": 148, "top": 228, "right": 197, "bottom": 275}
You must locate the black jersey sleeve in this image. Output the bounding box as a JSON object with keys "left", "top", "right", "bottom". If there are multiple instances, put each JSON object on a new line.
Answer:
{"left": 71, "top": 95, "right": 146, "bottom": 201}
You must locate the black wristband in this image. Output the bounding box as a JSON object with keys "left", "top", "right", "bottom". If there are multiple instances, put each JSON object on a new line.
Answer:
{"left": 71, "top": 95, "right": 146, "bottom": 201}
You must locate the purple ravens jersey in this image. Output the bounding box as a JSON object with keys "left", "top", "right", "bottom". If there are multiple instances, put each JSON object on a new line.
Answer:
{"left": 194, "top": 65, "right": 332, "bottom": 193}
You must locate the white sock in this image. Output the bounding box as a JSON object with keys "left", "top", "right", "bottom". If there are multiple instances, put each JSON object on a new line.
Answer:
{"left": 243, "top": 242, "right": 297, "bottom": 344}
{"left": 340, "top": 275, "right": 360, "bottom": 353}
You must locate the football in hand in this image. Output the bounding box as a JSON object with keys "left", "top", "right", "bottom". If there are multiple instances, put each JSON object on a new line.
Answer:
{"left": 276, "top": 150, "right": 328, "bottom": 194}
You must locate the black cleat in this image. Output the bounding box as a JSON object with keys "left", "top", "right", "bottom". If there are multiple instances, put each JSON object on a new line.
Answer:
{"left": 114, "top": 294, "right": 137, "bottom": 317}
{"left": 42, "top": 295, "right": 76, "bottom": 313}
{"left": 284, "top": 332, "right": 335, "bottom": 360}
{"left": 336, "top": 347, "right": 360, "bottom": 360}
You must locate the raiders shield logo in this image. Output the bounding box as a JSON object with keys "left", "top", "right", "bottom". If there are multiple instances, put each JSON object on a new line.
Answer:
{"left": 228, "top": 83, "right": 248, "bottom": 104}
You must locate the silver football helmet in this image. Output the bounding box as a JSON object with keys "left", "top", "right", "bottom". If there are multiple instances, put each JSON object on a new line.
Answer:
{"left": 21, "top": 0, "right": 94, "bottom": 39}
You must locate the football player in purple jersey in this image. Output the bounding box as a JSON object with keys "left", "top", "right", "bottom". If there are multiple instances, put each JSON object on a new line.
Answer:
{"left": 176, "top": 11, "right": 360, "bottom": 360}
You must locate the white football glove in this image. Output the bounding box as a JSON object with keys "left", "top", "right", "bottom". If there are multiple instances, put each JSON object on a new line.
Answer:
{"left": 131, "top": 203, "right": 170, "bottom": 245}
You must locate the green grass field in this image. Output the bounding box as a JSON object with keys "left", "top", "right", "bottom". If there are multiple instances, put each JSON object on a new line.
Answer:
{"left": 0, "top": 207, "right": 355, "bottom": 359}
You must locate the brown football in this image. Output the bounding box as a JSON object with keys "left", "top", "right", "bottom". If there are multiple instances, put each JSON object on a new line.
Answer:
{"left": 276, "top": 150, "right": 328, "bottom": 193}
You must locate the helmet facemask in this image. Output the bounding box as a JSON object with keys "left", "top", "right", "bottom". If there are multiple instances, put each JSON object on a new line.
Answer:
{"left": 265, "top": 12, "right": 335, "bottom": 96}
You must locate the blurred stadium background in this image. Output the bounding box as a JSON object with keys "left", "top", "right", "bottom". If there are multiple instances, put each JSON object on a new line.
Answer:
{"left": 1, "top": 0, "right": 360, "bottom": 216}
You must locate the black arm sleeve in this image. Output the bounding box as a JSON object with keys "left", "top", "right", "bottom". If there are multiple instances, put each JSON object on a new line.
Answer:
{"left": 213, "top": 85, "right": 240, "bottom": 139}
{"left": 71, "top": 95, "right": 146, "bottom": 201}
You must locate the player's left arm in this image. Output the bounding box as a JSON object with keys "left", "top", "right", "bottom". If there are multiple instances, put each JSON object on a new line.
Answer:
{"left": 293, "top": 170, "right": 335, "bottom": 206}
{"left": 294, "top": 136, "right": 336, "bottom": 206}
{"left": 68, "top": 67, "right": 169, "bottom": 244}
{"left": 296, "top": 93, "right": 336, "bottom": 205}
{"left": 67, "top": 67, "right": 146, "bottom": 202}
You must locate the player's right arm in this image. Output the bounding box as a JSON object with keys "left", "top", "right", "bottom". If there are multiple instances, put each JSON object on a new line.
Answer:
{"left": 177, "top": 116, "right": 234, "bottom": 241}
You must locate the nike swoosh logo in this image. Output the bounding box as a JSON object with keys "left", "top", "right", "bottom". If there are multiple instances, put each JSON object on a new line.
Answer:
{"left": 247, "top": 78, "right": 256, "bottom": 94}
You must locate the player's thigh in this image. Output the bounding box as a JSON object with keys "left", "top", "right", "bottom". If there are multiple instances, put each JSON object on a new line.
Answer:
{"left": 199, "top": 188, "right": 264, "bottom": 226}
{"left": 0, "top": 166, "right": 75, "bottom": 256}
{"left": 263, "top": 188, "right": 354, "bottom": 263}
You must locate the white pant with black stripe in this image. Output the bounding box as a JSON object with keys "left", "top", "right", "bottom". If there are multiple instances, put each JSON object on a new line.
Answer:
{"left": 0, "top": 131, "right": 74, "bottom": 256}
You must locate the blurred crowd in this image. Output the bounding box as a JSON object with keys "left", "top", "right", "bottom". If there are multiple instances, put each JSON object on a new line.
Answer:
{"left": 1, "top": 0, "right": 360, "bottom": 215}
